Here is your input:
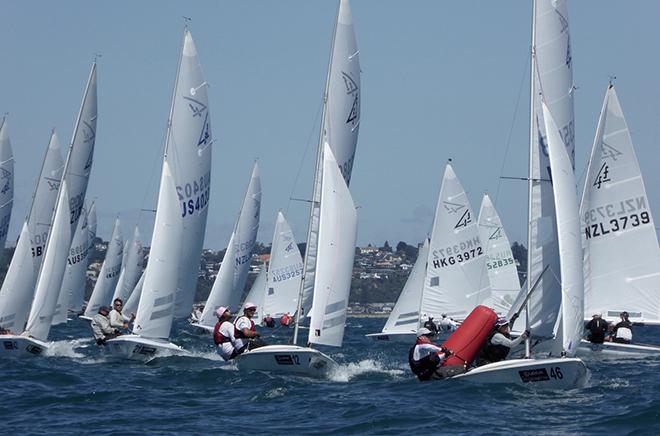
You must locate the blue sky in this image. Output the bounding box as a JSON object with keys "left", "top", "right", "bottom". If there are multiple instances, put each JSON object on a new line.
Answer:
{"left": 2, "top": 1, "right": 659, "bottom": 249}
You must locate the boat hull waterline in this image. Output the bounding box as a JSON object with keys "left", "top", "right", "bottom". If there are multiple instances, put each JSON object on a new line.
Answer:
{"left": 0, "top": 334, "right": 50, "bottom": 357}
{"left": 106, "top": 334, "right": 188, "bottom": 361}
{"left": 235, "top": 344, "right": 337, "bottom": 378}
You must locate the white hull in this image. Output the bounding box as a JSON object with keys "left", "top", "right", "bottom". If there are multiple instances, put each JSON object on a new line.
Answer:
{"left": 235, "top": 344, "right": 337, "bottom": 378}
{"left": 577, "top": 339, "right": 660, "bottom": 357}
{"left": 105, "top": 334, "right": 188, "bottom": 362}
{"left": 78, "top": 315, "right": 93, "bottom": 322}
{"left": 365, "top": 332, "right": 416, "bottom": 343}
{"left": 0, "top": 335, "right": 50, "bottom": 357}
{"left": 189, "top": 321, "right": 213, "bottom": 334}
{"left": 452, "top": 357, "right": 588, "bottom": 389}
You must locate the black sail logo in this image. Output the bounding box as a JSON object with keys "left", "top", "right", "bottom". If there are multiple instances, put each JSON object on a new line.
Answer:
{"left": 341, "top": 72, "right": 359, "bottom": 126}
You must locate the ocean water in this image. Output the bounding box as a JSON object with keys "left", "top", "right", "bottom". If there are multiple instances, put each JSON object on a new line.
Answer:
{"left": 2, "top": 317, "right": 659, "bottom": 435}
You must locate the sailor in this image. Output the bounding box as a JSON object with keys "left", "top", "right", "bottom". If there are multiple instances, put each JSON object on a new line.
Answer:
{"left": 213, "top": 306, "right": 239, "bottom": 361}
{"left": 109, "top": 298, "right": 134, "bottom": 332}
{"left": 263, "top": 314, "right": 275, "bottom": 328}
{"left": 90, "top": 306, "right": 120, "bottom": 346}
{"left": 408, "top": 327, "right": 452, "bottom": 381}
{"left": 422, "top": 316, "right": 438, "bottom": 335}
{"left": 477, "top": 317, "right": 528, "bottom": 366}
{"left": 234, "top": 302, "right": 264, "bottom": 354}
{"left": 611, "top": 311, "right": 633, "bottom": 344}
{"left": 439, "top": 313, "right": 458, "bottom": 332}
{"left": 279, "top": 312, "right": 292, "bottom": 327}
{"left": 585, "top": 313, "right": 609, "bottom": 344}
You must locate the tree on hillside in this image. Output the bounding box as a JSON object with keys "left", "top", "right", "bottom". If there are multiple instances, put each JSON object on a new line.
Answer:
{"left": 382, "top": 240, "right": 392, "bottom": 252}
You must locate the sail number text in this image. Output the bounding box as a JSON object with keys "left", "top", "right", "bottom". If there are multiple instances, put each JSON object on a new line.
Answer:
{"left": 178, "top": 172, "right": 211, "bottom": 218}
{"left": 583, "top": 196, "right": 651, "bottom": 240}
{"left": 432, "top": 237, "right": 483, "bottom": 268}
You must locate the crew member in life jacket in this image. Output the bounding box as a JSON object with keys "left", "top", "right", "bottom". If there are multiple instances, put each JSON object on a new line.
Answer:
{"left": 438, "top": 313, "right": 457, "bottom": 332}
{"left": 585, "top": 313, "right": 609, "bottom": 344}
{"left": 477, "top": 317, "right": 528, "bottom": 366}
{"left": 408, "top": 327, "right": 452, "bottom": 381}
{"left": 610, "top": 311, "right": 633, "bottom": 344}
{"left": 422, "top": 316, "right": 438, "bottom": 336}
{"left": 234, "top": 302, "right": 266, "bottom": 355}
{"left": 213, "top": 306, "right": 239, "bottom": 361}
{"left": 263, "top": 314, "right": 275, "bottom": 328}
{"left": 280, "top": 312, "right": 292, "bottom": 327}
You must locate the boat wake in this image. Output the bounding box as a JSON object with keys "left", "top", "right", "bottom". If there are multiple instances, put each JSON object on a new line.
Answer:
{"left": 45, "top": 338, "right": 91, "bottom": 359}
{"left": 328, "top": 358, "right": 406, "bottom": 383}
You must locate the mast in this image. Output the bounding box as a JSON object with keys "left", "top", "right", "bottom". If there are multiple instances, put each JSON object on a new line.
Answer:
{"left": 293, "top": 0, "right": 341, "bottom": 346}
{"left": 524, "top": 0, "right": 537, "bottom": 358}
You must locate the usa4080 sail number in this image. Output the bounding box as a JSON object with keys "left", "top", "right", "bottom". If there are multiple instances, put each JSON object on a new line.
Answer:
{"left": 177, "top": 172, "right": 211, "bottom": 218}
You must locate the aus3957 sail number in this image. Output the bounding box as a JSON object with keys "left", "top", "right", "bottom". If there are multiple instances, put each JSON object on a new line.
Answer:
{"left": 177, "top": 172, "right": 211, "bottom": 218}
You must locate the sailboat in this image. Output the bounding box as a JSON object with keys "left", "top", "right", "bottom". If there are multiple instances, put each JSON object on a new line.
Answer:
{"left": 239, "top": 211, "right": 304, "bottom": 325}
{"left": 193, "top": 163, "right": 261, "bottom": 332}
{"left": 451, "top": 0, "right": 587, "bottom": 388}
{"left": 235, "top": 0, "right": 360, "bottom": 377}
{"left": 51, "top": 204, "right": 89, "bottom": 325}
{"left": 107, "top": 28, "right": 210, "bottom": 360}
{"left": 80, "top": 218, "right": 123, "bottom": 320}
{"left": 0, "top": 131, "right": 63, "bottom": 333}
{"left": 0, "top": 116, "right": 14, "bottom": 260}
{"left": 123, "top": 271, "right": 145, "bottom": 317}
{"left": 477, "top": 193, "right": 521, "bottom": 315}
{"left": 365, "top": 240, "right": 429, "bottom": 342}
{"left": 577, "top": 84, "right": 660, "bottom": 357}
{"left": 0, "top": 62, "right": 98, "bottom": 356}
{"left": 111, "top": 226, "right": 143, "bottom": 304}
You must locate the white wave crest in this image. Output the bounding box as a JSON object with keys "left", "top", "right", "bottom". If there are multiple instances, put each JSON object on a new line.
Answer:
{"left": 328, "top": 358, "right": 406, "bottom": 382}
{"left": 44, "top": 338, "right": 90, "bottom": 358}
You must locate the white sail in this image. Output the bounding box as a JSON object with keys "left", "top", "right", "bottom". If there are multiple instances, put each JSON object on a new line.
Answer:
{"left": 526, "top": 0, "right": 575, "bottom": 339}
{"left": 52, "top": 206, "right": 89, "bottom": 325}
{"left": 307, "top": 144, "right": 357, "bottom": 348}
{"left": 133, "top": 161, "right": 182, "bottom": 339}
{"left": 198, "top": 164, "right": 261, "bottom": 327}
{"left": 169, "top": 30, "right": 213, "bottom": 319}
{"left": 581, "top": 86, "right": 660, "bottom": 324}
{"left": 382, "top": 240, "right": 429, "bottom": 334}
{"left": 0, "top": 132, "right": 63, "bottom": 332}
{"left": 543, "top": 103, "right": 583, "bottom": 357}
{"left": 300, "top": 0, "right": 361, "bottom": 315}
{"left": 477, "top": 194, "right": 521, "bottom": 315}
{"left": 0, "top": 117, "right": 14, "bottom": 256}
{"left": 112, "top": 226, "right": 143, "bottom": 303}
{"left": 123, "top": 270, "right": 144, "bottom": 317}
{"left": 23, "top": 63, "right": 97, "bottom": 341}
{"left": 264, "top": 212, "right": 304, "bottom": 318}
{"left": 243, "top": 265, "right": 267, "bottom": 324}
{"left": 422, "top": 164, "right": 490, "bottom": 321}
{"left": 87, "top": 201, "right": 97, "bottom": 249}
{"left": 83, "top": 218, "right": 123, "bottom": 317}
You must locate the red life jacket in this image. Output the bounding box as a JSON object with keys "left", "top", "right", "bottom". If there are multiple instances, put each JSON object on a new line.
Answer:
{"left": 213, "top": 322, "right": 231, "bottom": 345}
{"left": 234, "top": 317, "right": 255, "bottom": 339}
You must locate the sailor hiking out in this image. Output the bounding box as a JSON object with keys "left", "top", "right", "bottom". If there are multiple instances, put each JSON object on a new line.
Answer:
{"left": 90, "top": 306, "right": 121, "bottom": 346}
{"left": 408, "top": 327, "right": 452, "bottom": 381}
{"left": 585, "top": 313, "right": 609, "bottom": 344}
{"left": 213, "top": 306, "right": 239, "bottom": 361}
{"left": 477, "top": 317, "right": 528, "bottom": 366}
{"left": 233, "top": 302, "right": 266, "bottom": 354}
{"left": 611, "top": 311, "right": 633, "bottom": 344}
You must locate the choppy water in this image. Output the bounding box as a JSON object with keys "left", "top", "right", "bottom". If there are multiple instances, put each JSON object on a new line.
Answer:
{"left": 2, "top": 317, "right": 659, "bottom": 434}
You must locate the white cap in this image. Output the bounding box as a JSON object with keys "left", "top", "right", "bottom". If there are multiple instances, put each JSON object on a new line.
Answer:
{"left": 417, "top": 327, "right": 433, "bottom": 337}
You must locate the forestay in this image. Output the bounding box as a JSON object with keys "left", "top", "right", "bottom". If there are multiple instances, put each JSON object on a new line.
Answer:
{"left": 52, "top": 205, "right": 89, "bottom": 325}
{"left": 112, "top": 226, "right": 143, "bottom": 303}
{"left": 300, "top": 0, "right": 361, "bottom": 315}
{"left": 0, "top": 131, "right": 63, "bottom": 331}
{"left": 307, "top": 144, "right": 357, "bottom": 348}
{"left": 24, "top": 63, "right": 98, "bottom": 341}
{"left": 382, "top": 240, "right": 429, "bottom": 334}
{"left": 264, "top": 212, "right": 303, "bottom": 318}
{"left": 133, "top": 162, "right": 182, "bottom": 339}
{"left": 580, "top": 85, "right": 660, "bottom": 325}
{"left": 525, "top": 0, "right": 575, "bottom": 339}
{"left": 169, "top": 30, "right": 213, "bottom": 319}
{"left": 477, "top": 194, "right": 521, "bottom": 315}
{"left": 543, "top": 103, "right": 583, "bottom": 356}
{"left": 83, "top": 218, "right": 123, "bottom": 317}
{"left": 198, "top": 163, "right": 261, "bottom": 327}
{"left": 422, "top": 164, "right": 490, "bottom": 321}
{"left": 0, "top": 117, "right": 14, "bottom": 258}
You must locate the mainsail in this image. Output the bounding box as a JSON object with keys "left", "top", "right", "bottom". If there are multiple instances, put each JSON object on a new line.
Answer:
{"left": 0, "top": 131, "right": 63, "bottom": 331}
{"left": 300, "top": 0, "right": 360, "bottom": 315}
{"left": 197, "top": 163, "right": 261, "bottom": 328}
{"left": 263, "top": 212, "right": 304, "bottom": 319}
{"left": 112, "top": 226, "right": 143, "bottom": 303}
{"left": 525, "top": 0, "right": 575, "bottom": 339}
{"left": 83, "top": 218, "right": 123, "bottom": 317}
{"left": 580, "top": 85, "right": 660, "bottom": 325}
{"left": 169, "top": 30, "right": 213, "bottom": 319}
{"left": 422, "top": 164, "right": 489, "bottom": 321}
{"left": 477, "top": 194, "right": 521, "bottom": 315}
{"left": 0, "top": 117, "right": 14, "bottom": 258}
{"left": 307, "top": 144, "right": 357, "bottom": 348}
{"left": 242, "top": 265, "right": 267, "bottom": 324}
{"left": 23, "top": 63, "right": 97, "bottom": 341}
